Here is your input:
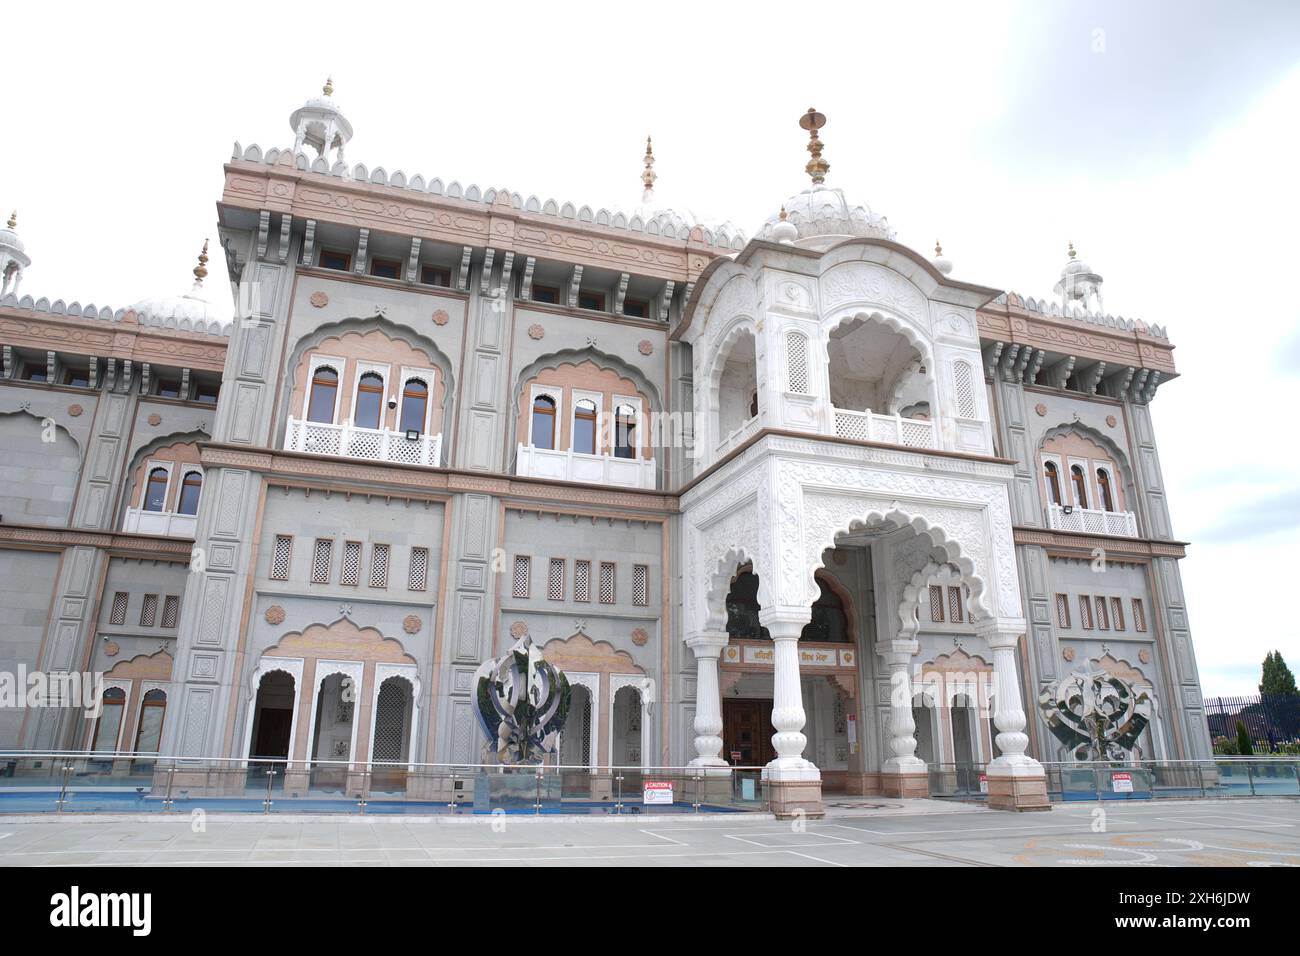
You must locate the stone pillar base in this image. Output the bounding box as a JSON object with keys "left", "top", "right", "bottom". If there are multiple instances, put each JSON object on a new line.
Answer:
{"left": 987, "top": 773, "right": 1050, "bottom": 811}
{"left": 766, "top": 778, "right": 825, "bottom": 819}
{"left": 880, "top": 771, "right": 930, "bottom": 799}
{"left": 589, "top": 772, "right": 614, "bottom": 802}
{"left": 683, "top": 772, "right": 734, "bottom": 806}
{"left": 840, "top": 772, "right": 878, "bottom": 795}
{"left": 282, "top": 769, "right": 310, "bottom": 798}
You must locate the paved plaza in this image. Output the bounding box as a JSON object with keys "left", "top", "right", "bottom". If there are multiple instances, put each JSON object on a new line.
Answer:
{"left": 0, "top": 799, "right": 1296, "bottom": 867}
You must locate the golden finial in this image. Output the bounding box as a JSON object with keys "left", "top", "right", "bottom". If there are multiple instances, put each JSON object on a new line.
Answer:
{"left": 935, "top": 240, "right": 943, "bottom": 256}
{"left": 193, "top": 239, "right": 210, "bottom": 285}
{"left": 780, "top": 206, "right": 789, "bottom": 221}
{"left": 1068, "top": 240, "right": 1076, "bottom": 259}
{"left": 323, "top": 76, "right": 334, "bottom": 96}
{"left": 641, "top": 136, "right": 657, "bottom": 193}
{"left": 6, "top": 211, "right": 15, "bottom": 231}
{"left": 799, "top": 107, "right": 829, "bottom": 185}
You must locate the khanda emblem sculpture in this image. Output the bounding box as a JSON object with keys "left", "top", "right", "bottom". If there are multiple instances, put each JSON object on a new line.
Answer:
{"left": 473, "top": 634, "right": 571, "bottom": 764}
{"left": 1039, "top": 669, "right": 1153, "bottom": 761}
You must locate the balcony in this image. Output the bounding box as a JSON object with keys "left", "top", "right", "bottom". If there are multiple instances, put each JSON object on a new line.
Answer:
{"left": 285, "top": 418, "right": 443, "bottom": 468}
{"left": 1046, "top": 503, "right": 1139, "bottom": 537}
{"left": 515, "top": 443, "right": 656, "bottom": 490}
{"left": 122, "top": 508, "right": 197, "bottom": 538}
{"left": 715, "top": 414, "right": 760, "bottom": 457}
{"left": 833, "top": 408, "right": 937, "bottom": 449}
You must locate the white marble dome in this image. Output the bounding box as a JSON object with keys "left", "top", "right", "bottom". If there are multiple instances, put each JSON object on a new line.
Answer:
{"left": 758, "top": 185, "right": 894, "bottom": 250}
{"left": 130, "top": 286, "right": 230, "bottom": 336}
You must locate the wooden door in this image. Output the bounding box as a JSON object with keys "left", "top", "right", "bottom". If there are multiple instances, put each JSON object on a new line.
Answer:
{"left": 723, "top": 699, "right": 774, "bottom": 767}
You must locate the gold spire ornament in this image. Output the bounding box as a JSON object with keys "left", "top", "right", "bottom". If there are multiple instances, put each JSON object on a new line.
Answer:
{"left": 1068, "top": 240, "right": 1076, "bottom": 259}
{"left": 935, "top": 240, "right": 943, "bottom": 256}
{"left": 323, "top": 76, "right": 334, "bottom": 96}
{"left": 6, "top": 211, "right": 15, "bottom": 230}
{"left": 641, "top": 136, "right": 657, "bottom": 194}
{"left": 193, "top": 239, "right": 210, "bottom": 286}
{"left": 800, "top": 107, "right": 829, "bottom": 185}
{"left": 780, "top": 206, "right": 789, "bottom": 220}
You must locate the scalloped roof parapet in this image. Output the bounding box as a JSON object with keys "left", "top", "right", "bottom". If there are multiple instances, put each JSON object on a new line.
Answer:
{"left": 0, "top": 291, "right": 231, "bottom": 337}
{"left": 993, "top": 290, "right": 1167, "bottom": 340}
{"left": 232, "top": 142, "right": 747, "bottom": 252}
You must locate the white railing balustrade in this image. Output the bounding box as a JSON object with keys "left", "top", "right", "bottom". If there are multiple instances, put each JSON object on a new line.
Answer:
{"left": 833, "top": 408, "right": 937, "bottom": 449}
{"left": 1046, "top": 503, "right": 1139, "bottom": 537}
{"left": 122, "top": 508, "right": 198, "bottom": 538}
{"left": 714, "top": 414, "right": 760, "bottom": 457}
{"left": 285, "top": 418, "right": 443, "bottom": 468}
{"left": 515, "top": 443, "right": 656, "bottom": 489}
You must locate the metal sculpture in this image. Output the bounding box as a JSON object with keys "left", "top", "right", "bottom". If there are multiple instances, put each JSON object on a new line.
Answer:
{"left": 473, "top": 634, "right": 570, "bottom": 764}
{"left": 1039, "top": 669, "right": 1152, "bottom": 761}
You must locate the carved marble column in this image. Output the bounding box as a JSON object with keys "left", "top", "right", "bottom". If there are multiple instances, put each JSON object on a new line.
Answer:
{"left": 758, "top": 607, "right": 822, "bottom": 817}
{"left": 978, "top": 620, "right": 1049, "bottom": 810}
{"left": 874, "top": 638, "right": 928, "bottom": 797}
{"left": 685, "top": 631, "right": 728, "bottom": 768}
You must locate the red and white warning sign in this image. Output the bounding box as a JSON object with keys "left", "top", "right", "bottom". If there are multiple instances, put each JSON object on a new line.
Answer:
{"left": 1111, "top": 771, "right": 1134, "bottom": 793}
{"left": 643, "top": 780, "right": 674, "bottom": 805}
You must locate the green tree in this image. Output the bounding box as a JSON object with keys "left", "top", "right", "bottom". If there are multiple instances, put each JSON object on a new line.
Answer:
{"left": 1260, "top": 651, "right": 1298, "bottom": 697}
{"left": 1235, "top": 720, "right": 1254, "bottom": 756}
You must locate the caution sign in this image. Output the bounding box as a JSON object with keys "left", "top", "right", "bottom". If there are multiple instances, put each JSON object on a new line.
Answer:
{"left": 1111, "top": 771, "right": 1134, "bottom": 793}
{"left": 643, "top": 780, "right": 674, "bottom": 805}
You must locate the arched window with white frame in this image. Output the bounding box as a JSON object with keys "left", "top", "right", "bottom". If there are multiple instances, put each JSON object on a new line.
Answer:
{"left": 531, "top": 392, "right": 558, "bottom": 449}
{"left": 1070, "top": 464, "right": 1089, "bottom": 508}
{"left": 354, "top": 371, "right": 385, "bottom": 430}
{"left": 143, "top": 467, "right": 170, "bottom": 512}
{"left": 1043, "top": 460, "right": 1063, "bottom": 506}
{"left": 1096, "top": 467, "right": 1116, "bottom": 512}
{"left": 177, "top": 470, "right": 203, "bottom": 515}
{"left": 614, "top": 403, "right": 637, "bottom": 459}
{"left": 399, "top": 377, "right": 429, "bottom": 435}
{"left": 573, "top": 398, "right": 598, "bottom": 455}
{"left": 307, "top": 365, "right": 339, "bottom": 424}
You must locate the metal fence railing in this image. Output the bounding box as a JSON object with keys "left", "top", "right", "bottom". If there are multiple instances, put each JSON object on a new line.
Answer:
{"left": 923, "top": 757, "right": 1300, "bottom": 803}
{"left": 1204, "top": 694, "right": 1300, "bottom": 753}
{"left": 0, "top": 752, "right": 769, "bottom": 816}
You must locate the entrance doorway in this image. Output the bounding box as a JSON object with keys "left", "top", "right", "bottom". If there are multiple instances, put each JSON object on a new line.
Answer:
{"left": 723, "top": 698, "right": 774, "bottom": 767}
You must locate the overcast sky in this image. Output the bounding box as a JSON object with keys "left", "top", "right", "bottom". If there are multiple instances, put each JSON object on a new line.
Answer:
{"left": 4, "top": 1, "right": 1298, "bottom": 694}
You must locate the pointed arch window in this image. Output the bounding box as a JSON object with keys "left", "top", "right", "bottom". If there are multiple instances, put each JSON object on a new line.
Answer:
{"left": 133, "top": 689, "right": 167, "bottom": 753}
{"left": 399, "top": 378, "right": 429, "bottom": 435}
{"left": 531, "top": 394, "right": 556, "bottom": 449}
{"left": 177, "top": 471, "right": 203, "bottom": 515}
{"left": 1070, "top": 465, "right": 1089, "bottom": 508}
{"left": 90, "top": 687, "right": 127, "bottom": 753}
{"left": 614, "top": 404, "right": 637, "bottom": 459}
{"left": 573, "top": 399, "right": 598, "bottom": 455}
{"left": 144, "top": 468, "right": 169, "bottom": 512}
{"left": 307, "top": 366, "right": 339, "bottom": 423}
{"left": 354, "top": 372, "right": 385, "bottom": 430}
{"left": 1043, "top": 461, "right": 1062, "bottom": 506}
{"left": 1096, "top": 467, "right": 1115, "bottom": 512}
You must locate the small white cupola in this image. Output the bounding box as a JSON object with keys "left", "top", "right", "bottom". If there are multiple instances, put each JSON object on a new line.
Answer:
{"left": 1054, "top": 241, "right": 1104, "bottom": 314}
{"left": 758, "top": 108, "right": 894, "bottom": 250}
{"left": 0, "top": 210, "right": 31, "bottom": 296}
{"left": 290, "top": 77, "right": 354, "bottom": 164}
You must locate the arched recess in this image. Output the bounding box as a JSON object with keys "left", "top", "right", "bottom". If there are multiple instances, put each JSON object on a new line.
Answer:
{"left": 701, "top": 544, "right": 765, "bottom": 634}
{"left": 1089, "top": 653, "right": 1164, "bottom": 760}
{"left": 279, "top": 316, "right": 457, "bottom": 450}
{"left": 898, "top": 560, "right": 976, "bottom": 638}
{"left": 712, "top": 319, "right": 759, "bottom": 455}
{"left": 508, "top": 346, "right": 663, "bottom": 456}
{"left": 916, "top": 648, "right": 996, "bottom": 766}
{"left": 823, "top": 309, "right": 935, "bottom": 417}
{"left": 1038, "top": 422, "right": 1138, "bottom": 514}
{"left": 119, "top": 430, "right": 209, "bottom": 524}
{"left": 803, "top": 506, "right": 995, "bottom": 623}
{"left": 254, "top": 617, "right": 417, "bottom": 768}
{"left": 0, "top": 410, "right": 83, "bottom": 528}
{"left": 541, "top": 632, "right": 646, "bottom": 768}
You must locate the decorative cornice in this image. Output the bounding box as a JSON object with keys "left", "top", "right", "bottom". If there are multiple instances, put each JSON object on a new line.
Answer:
{"left": 1012, "top": 525, "right": 1187, "bottom": 558}
{"left": 0, "top": 523, "right": 193, "bottom": 558}
{"left": 200, "top": 443, "right": 679, "bottom": 513}
{"left": 222, "top": 156, "right": 728, "bottom": 284}
{"left": 0, "top": 305, "right": 228, "bottom": 371}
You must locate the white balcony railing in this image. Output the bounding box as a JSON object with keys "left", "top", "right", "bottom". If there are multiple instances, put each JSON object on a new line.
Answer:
{"left": 1046, "top": 503, "right": 1139, "bottom": 537}
{"left": 833, "top": 408, "right": 937, "bottom": 449}
{"left": 715, "top": 414, "right": 760, "bottom": 457}
{"left": 123, "top": 508, "right": 197, "bottom": 538}
{"left": 285, "top": 418, "right": 442, "bottom": 468}
{"left": 515, "top": 443, "right": 656, "bottom": 490}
